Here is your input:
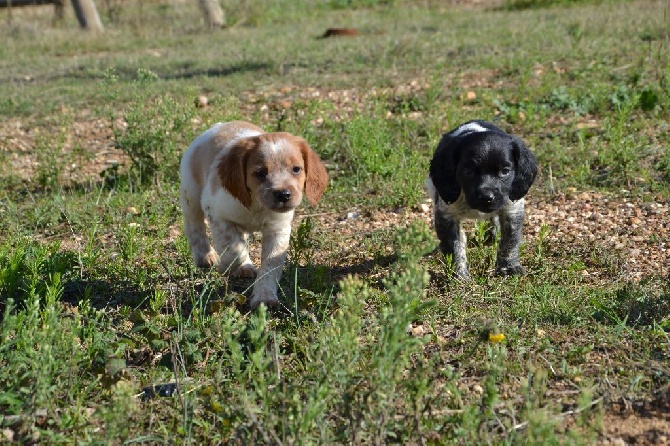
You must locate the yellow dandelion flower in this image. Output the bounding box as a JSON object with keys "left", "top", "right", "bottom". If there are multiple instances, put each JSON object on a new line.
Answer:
{"left": 488, "top": 332, "right": 506, "bottom": 343}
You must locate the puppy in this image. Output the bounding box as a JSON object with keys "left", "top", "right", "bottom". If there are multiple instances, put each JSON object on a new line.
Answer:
{"left": 179, "top": 121, "right": 328, "bottom": 308}
{"left": 427, "top": 120, "right": 537, "bottom": 279}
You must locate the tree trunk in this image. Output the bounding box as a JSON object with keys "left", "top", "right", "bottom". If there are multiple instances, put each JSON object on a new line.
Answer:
{"left": 197, "top": 0, "right": 225, "bottom": 28}
{"left": 54, "top": 0, "right": 64, "bottom": 21}
{"left": 71, "top": 0, "right": 103, "bottom": 31}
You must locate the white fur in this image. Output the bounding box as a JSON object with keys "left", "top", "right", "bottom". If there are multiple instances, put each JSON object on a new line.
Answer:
{"left": 179, "top": 121, "right": 306, "bottom": 309}
{"left": 426, "top": 177, "right": 524, "bottom": 221}
{"left": 450, "top": 121, "right": 488, "bottom": 137}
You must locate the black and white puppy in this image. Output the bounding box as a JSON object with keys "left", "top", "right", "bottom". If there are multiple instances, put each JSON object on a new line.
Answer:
{"left": 427, "top": 120, "right": 538, "bottom": 279}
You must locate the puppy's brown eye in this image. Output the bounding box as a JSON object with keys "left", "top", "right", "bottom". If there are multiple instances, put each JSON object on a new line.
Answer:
{"left": 254, "top": 168, "right": 268, "bottom": 179}
{"left": 292, "top": 166, "right": 302, "bottom": 174}
{"left": 500, "top": 168, "right": 511, "bottom": 177}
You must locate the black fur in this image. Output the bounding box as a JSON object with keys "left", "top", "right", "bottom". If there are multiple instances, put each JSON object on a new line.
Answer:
{"left": 430, "top": 120, "right": 536, "bottom": 212}
{"left": 428, "top": 120, "right": 538, "bottom": 278}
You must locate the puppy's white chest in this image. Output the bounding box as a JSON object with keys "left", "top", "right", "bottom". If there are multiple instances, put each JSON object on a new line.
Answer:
{"left": 435, "top": 193, "right": 524, "bottom": 222}
{"left": 439, "top": 194, "right": 498, "bottom": 220}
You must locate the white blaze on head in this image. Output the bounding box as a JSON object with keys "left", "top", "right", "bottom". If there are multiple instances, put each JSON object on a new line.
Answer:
{"left": 267, "top": 139, "right": 282, "bottom": 154}
{"left": 257, "top": 137, "right": 296, "bottom": 157}
{"left": 234, "top": 128, "right": 263, "bottom": 141}
{"left": 451, "top": 122, "right": 488, "bottom": 137}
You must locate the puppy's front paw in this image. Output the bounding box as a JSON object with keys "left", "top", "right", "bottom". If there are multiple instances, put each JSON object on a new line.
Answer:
{"left": 232, "top": 264, "right": 258, "bottom": 278}
{"left": 494, "top": 264, "right": 525, "bottom": 276}
{"left": 248, "top": 291, "right": 279, "bottom": 310}
{"left": 195, "top": 250, "right": 218, "bottom": 268}
{"left": 454, "top": 268, "right": 472, "bottom": 281}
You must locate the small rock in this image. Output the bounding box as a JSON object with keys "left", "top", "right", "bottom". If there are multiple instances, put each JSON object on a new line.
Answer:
{"left": 168, "top": 226, "right": 181, "bottom": 238}
{"left": 411, "top": 325, "right": 425, "bottom": 337}
{"left": 195, "top": 95, "right": 208, "bottom": 108}
{"left": 419, "top": 203, "right": 430, "bottom": 213}
{"left": 472, "top": 384, "right": 484, "bottom": 395}
{"left": 1, "top": 429, "right": 14, "bottom": 443}
{"left": 465, "top": 91, "right": 477, "bottom": 100}
{"left": 126, "top": 206, "right": 140, "bottom": 216}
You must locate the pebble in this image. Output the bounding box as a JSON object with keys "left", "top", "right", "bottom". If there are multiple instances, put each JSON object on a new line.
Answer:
{"left": 168, "top": 226, "right": 181, "bottom": 238}
{"left": 1, "top": 429, "right": 14, "bottom": 443}
{"left": 411, "top": 325, "right": 425, "bottom": 337}
{"left": 526, "top": 190, "right": 669, "bottom": 280}
{"left": 195, "top": 95, "right": 208, "bottom": 108}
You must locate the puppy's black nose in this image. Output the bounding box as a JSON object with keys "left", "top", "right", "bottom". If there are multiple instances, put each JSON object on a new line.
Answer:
{"left": 275, "top": 189, "right": 291, "bottom": 203}
{"left": 480, "top": 192, "right": 495, "bottom": 204}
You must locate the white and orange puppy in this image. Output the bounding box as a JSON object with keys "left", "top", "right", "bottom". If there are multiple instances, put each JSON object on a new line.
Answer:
{"left": 179, "top": 121, "right": 328, "bottom": 309}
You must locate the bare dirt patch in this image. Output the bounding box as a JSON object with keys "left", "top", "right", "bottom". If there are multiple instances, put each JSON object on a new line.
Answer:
{"left": 303, "top": 188, "right": 669, "bottom": 282}
{"left": 599, "top": 395, "right": 670, "bottom": 445}
{"left": 0, "top": 112, "right": 124, "bottom": 185}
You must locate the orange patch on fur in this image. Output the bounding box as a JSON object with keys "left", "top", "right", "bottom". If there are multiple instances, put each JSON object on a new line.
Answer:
{"left": 217, "top": 139, "right": 254, "bottom": 208}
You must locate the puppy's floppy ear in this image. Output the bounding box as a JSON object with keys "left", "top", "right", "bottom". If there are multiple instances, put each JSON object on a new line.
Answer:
{"left": 509, "top": 136, "right": 538, "bottom": 201}
{"left": 217, "top": 139, "right": 254, "bottom": 208}
{"left": 429, "top": 134, "right": 462, "bottom": 204}
{"left": 299, "top": 139, "right": 328, "bottom": 205}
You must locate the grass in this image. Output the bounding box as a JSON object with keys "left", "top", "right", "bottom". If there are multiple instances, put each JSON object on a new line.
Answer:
{"left": 1, "top": 0, "right": 669, "bottom": 443}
